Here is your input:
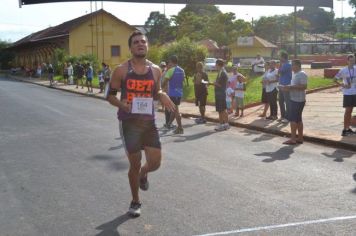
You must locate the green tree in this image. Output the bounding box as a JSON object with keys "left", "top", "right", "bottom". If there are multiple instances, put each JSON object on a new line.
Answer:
{"left": 161, "top": 37, "right": 207, "bottom": 77}
{"left": 296, "top": 7, "right": 336, "bottom": 33}
{"left": 0, "top": 40, "right": 14, "bottom": 69}
{"left": 145, "top": 11, "right": 174, "bottom": 45}
{"left": 178, "top": 4, "right": 221, "bottom": 17}
{"left": 254, "top": 14, "right": 309, "bottom": 45}
{"left": 206, "top": 13, "right": 253, "bottom": 46}
{"left": 172, "top": 6, "right": 252, "bottom": 46}
{"left": 350, "top": 0, "right": 356, "bottom": 14}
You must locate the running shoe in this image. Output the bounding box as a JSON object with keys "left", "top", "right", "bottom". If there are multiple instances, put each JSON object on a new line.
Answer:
{"left": 173, "top": 127, "right": 184, "bottom": 134}
{"left": 140, "top": 176, "right": 149, "bottom": 191}
{"left": 128, "top": 201, "right": 141, "bottom": 217}
{"left": 281, "top": 118, "right": 289, "bottom": 124}
{"left": 341, "top": 129, "right": 354, "bottom": 136}
{"left": 195, "top": 118, "right": 206, "bottom": 124}
{"left": 215, "top": 124, "right": 225, "bottom": 131}
{"left": 224, "top": 123, "right": 230, "bottom": 130}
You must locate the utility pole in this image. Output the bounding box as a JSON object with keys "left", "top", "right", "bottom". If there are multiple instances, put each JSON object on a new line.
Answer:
{"left": 294, "top": 5, "right": 297, "bottom": 59}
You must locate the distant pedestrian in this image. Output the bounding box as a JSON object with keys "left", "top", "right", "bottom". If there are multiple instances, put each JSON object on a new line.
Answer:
{"left": 234, "top": 74, "right": 246, "bottom": 117}
{"left": 48, "top": 64, "right": 54, "bottom": 86}
{"left": 67, "top": 62, "right": 74, "bottom": 85}
{"left": 75, "top": 63, "right": 85, "bottom": 89}
{"left": 159, "top": 61, "right": 168, "bottom": 113}
{"left": 210, "top": 58, "right": 229, "bottom": 131}
{"left": 335, "top": 54, "right": 356, "bottom": 136}
{"left": 86, "top": 63, "right": 94, "bottom": 93}
{"left": 265, "top": 60, "right": 279, "bottom": 120}
{"left": 103, "top": 63, "right": 111, "bottom": 86}
{"left": 252, "top": 54, "right": 265, "bottom": 74}
{"left": 63, "top": 62, "right": 69, "bottom": 85}
{"left": 278, "top": 51, "right": 292, "bottom": 123}
{"left": 226, "top": 86, "right": 234, "bottom": 114}
{"left": 162, "top": 55, "right": 185, "bottom": 134}
{"left": 259, "top": 62, "right": 270, "bottom": 117}
{"left": 193, "top": 61, "right": 209, "bottom": 124}
{"left": 228, "top": 66, "right": 246, "bottom": 117}
{"left": 280, "top": 59, "right": 307, "bottom": 145}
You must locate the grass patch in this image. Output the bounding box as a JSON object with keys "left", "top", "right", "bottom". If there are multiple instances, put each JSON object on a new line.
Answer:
{"left": 183, "top": 73, "right": 336, "bottom": 105}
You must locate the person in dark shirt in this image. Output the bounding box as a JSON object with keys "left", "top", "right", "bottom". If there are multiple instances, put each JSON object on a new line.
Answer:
{"left": 210, "top": 59, "right": 229, "bottom": 131}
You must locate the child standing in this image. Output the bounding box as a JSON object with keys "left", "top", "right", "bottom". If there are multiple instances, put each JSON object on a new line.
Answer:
{"left": 226, "top": 86, "right": 235, "bottom": 114}
{"left": 234, "top": 76, "right": 246, "bottom": 117}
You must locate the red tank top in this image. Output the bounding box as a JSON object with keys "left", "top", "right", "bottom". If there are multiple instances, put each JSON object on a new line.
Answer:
{"left": 117, "top": 60, "right": 156, "bottom": 120}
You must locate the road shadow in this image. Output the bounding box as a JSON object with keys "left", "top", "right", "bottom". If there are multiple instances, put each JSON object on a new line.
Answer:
{"left": 109, "top": 144, "right": 124, "bottom": 151}
{"left": 173, "top": 130, "right": 216, "bottom": 143}
{"left": 321, "top": 149, "right": 355, "bottom": 162}
{"left": 89, "top": 154, "right": 128, "bottom": 172}
{"left": 95, "top": 213, "right": 132, "bottom": 236}
{"left": 251, "top": 133, "right": 276, "bottom": 143}
{"left": 255, "top": 145, "right": 297, "bottom": 163}
{"left": 239, "top": 129, "right": 261, "bottom": 137}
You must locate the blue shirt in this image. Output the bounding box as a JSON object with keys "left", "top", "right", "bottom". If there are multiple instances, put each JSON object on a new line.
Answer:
{"left": 167, "top": 66, "right": 184, "bottom": 97}
{"left": 279, "top": 62, "right": 292, "bottom": 85}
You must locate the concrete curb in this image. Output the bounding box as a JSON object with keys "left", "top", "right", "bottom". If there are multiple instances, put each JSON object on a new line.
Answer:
{"left": 7, "top": 74, "right": 106, "bottom": 101}
{"left": 7, "top": 74, "right": 356, "bottom": 151}
{"left": 182, "top": 113, "right": 356, "bottom": 152}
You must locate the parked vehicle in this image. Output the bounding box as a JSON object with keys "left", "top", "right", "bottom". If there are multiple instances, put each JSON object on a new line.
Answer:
{"left": 204, "top": 58, "right": 217, "bottom": 71}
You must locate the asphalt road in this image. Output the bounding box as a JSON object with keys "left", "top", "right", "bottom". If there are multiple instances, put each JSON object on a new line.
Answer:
{"left": 1, "top": 77, "right": 356, "bottom": 236}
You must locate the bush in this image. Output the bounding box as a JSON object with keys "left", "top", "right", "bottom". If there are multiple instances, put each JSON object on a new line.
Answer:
{"left": 161, "top": 37, "right": 207, "bottom": 77}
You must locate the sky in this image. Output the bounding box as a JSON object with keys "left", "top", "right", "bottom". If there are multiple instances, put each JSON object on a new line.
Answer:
{"left": 0, "top": 0, "right": 354, "bottom": 43}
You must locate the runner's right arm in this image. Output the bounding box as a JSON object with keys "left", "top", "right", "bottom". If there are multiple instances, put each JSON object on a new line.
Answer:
{"left": 106, "top": 63, "right": 131, "bottom": 113}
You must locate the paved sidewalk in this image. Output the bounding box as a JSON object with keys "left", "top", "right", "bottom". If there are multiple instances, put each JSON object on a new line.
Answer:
{"left": 6, "top": 74, "right": 356, "bottom": 151}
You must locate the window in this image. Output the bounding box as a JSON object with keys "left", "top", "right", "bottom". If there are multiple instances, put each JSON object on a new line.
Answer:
{"left": 111, "top": 45, "right": 121, "bottom": 57}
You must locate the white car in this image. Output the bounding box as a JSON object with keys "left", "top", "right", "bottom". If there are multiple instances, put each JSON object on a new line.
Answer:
{"left": 204, "top": 58, "right": 217, "bottom": 71}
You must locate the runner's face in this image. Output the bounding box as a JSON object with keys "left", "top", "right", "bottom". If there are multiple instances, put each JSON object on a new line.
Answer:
{"left": 130, "top": 35, "right": 148, "bottom": 58}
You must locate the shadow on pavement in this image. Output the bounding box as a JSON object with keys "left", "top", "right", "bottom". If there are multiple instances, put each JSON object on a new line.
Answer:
{"left": 89, "top": 154, "right": 128, "bottom": 172}
{"left": 173, "top": 130, "right": 216, "bottom": 143}
{"left": 255, "top": 145, "right": 297, "bottom": 163}
{"left": 95, "top": 213, "right": 132, "bottom": 236}
{"left": 321, "top": 149, "right": 355, "bottom": 162}
{"left": 252, "top": 133, "right": 276, "bottom": 143}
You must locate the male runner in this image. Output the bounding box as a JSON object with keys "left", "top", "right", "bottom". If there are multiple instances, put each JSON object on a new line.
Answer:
{"left": 106, "top": 31, "right": 175, "bottom": 217}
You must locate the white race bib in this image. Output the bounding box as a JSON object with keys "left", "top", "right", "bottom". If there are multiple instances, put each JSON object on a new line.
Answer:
{"left": 131, "top": 97, "right": 153, "bottom": 115}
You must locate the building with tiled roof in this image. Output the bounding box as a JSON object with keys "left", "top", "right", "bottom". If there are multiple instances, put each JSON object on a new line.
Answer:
{"left": 228, "top": 36, "right": 278, "bottom": 65}
{"left": 9, "top": 9, "right": 137, "bottom": 69}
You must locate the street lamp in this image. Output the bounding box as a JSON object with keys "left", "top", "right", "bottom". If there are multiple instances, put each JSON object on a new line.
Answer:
{"left": 337, "top": 0, "right": 346, "bottom": 33}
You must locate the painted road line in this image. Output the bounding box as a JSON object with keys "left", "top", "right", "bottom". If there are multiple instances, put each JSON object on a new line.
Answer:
{"left": 194, "top": 215, "right": 356, "bottom": 236}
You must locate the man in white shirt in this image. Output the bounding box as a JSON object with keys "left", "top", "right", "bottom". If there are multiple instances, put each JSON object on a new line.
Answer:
{"left": 252, "top": 54, "right": 265, "bottom": 74}
{"left": 335, "top": 54, "right": 356, "bottom": 136}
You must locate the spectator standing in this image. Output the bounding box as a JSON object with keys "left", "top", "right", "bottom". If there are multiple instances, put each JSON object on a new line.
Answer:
{"left": 228, "top": 66, "right": 246, "bottom": 117}
{"left": 63, "top": 62, "right": 69, "bottom": 85}
{"left": 278, "top": 52, "right": 292, "bottom": 123}
{"left": 335, "top": 54, "right": 356, "bottom": 136}
{"left": 211, "top": 59, "right": 229, "bottom": 131}
{"left": 103, "top": 63, "right": 111, "bottom": 86}
{"left": 67, "top": 62, "right": 74, "bottom": 85}
{"left": 234, "top": 75, "right": 246, "bottom": 117}
{"left": 48, "top": 64, "right": 54, "bottom": 86}
{"left": 265, "top": 61, "right": 279, "bottom": 120}
{"left": 280, "top": 59, "right": 307, "bottom": 144}
{"left": 259, "top": 62, "right": 270, "bottom": 117}
{"left": 193, "top": 61, "right": 209, "bottom": 124}
{"left": 163, "top": 55, "right": 185, "bottom": 134}
{"left": 252, "top": 54, "right": 265, "bottom": 74}
{"left": 86, "top": 63, "right": 94, "bottom": 93}
{"left": 226, "top": 86, "right": 234, "bottom": 114}
{"left": 159, "top": 62, "right": 169, "bottom": 119}
{"left": 76, "top": 63, "right": 85, "bottom": 89}
{"left": 36, "top": 64, "right": 42, "bottom": 78}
